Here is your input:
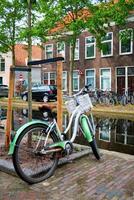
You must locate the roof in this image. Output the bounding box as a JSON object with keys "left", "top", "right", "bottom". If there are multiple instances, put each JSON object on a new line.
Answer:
{"left": 50, "top": 8, "right": 91, "bottom": 34}
{"left": 50, "top": 0, "right": 134, "bottom": 35}
{"left": 15, "top": 44, "right": 42, "bottom": 66}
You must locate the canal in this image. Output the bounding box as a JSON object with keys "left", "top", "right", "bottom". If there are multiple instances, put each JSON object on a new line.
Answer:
{"left": 0, "top": 107, "right": 134, "bottom": 155}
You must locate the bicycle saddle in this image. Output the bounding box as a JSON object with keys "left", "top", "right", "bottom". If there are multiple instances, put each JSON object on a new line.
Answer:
{"left": 38, "top": 104, "right": 56, "bottom": 119}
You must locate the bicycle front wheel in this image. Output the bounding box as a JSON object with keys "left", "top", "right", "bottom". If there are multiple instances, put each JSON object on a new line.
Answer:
{"left": 13, "top": 124, "right": 59, "bottom": 184}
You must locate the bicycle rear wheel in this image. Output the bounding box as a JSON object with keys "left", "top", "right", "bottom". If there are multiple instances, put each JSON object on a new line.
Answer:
{"left": 89, "top": 139, "right": 100, "bottom": 160}
{"left": 13, "top": 124, "right": 59, "bottom": 184}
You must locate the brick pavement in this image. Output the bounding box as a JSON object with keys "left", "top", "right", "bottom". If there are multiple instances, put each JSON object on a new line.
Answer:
{"left": 0, "top": 151, "right": 134, "bottom": 200}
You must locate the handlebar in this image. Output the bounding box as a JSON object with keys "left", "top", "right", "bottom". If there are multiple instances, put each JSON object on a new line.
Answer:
{"left": 72, "top": 84, "right": 91, "bottom": 98}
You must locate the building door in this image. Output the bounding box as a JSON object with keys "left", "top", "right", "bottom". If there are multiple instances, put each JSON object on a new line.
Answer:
{"left": 116, "top": 67, "right": 134, "bottom": 95}
{"left": 128, "top": 67, "right": 134, "bottom": 95}
{"left": 117, "top": 76, "right": 125, "bottom": 95}
{"left": 116, "top": 67, "right": 125, "bottom": 95}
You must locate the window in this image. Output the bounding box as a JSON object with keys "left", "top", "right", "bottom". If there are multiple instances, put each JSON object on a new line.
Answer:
{"left": 45, "top": 44, "right": 53, "bottom": 59}
{"left": 50, "top": 72, "right": 56, "bottom": 84}
{"left": 44, "top": 73, "right": 48, "bottom": 84}
{"left": 0, "top": 77, "right": 3, "bottom": 84}
{"left": 57, "top": 42, "right": 65, "bottom": 58}
{"left": 128, "top": 67, "right": 134, "bottom": 75}
{"left": 101, "top": 32, "right": 113, "bottom": 57}
{"left": 85, "top": 69, "right": 95, "bottom": 90}
{"left": 73, "top": 70, "right": 79, "bottom": 91}
{"left": 44, "top": 72, "right": 56, "bottom": 85}
{"left": 117, "top": 68, "right": 125, "bottom": 76}
{"left": 70, "top": 39, "right": 79, "bottom": 60}
{"left": 99, "top": 119, "right": 111, "bottom": 142}
{"left": 119, "top": 29, "right": 133, "bottom": 55}
{"left": 0, "top": 58, "right": 5, "bottom": 71}
{"left": 85, "top": 36, "right": 96, "bottom": 59}
{"left": 62, "top": 71, "right": 67, "bottom": 91}
{"left": 100, "top": 68, "right": 111, "bottom": 91}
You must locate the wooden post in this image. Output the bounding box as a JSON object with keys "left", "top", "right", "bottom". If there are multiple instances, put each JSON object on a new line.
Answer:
{"left": 57, "top": 60, "right": 63, "bottom": 131}
{"left": 5, "top": 67, "right": 15, "bottom": 148}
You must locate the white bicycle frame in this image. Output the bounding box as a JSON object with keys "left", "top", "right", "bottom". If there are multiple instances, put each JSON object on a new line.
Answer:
{"left": 45, "top": 104, "right": 95, "bottom": 147}
{"left": 44, "top": 105, "right": 82, "bottom": 144}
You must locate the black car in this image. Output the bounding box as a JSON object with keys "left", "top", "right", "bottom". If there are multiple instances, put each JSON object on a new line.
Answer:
{"left": 21, "top": 84, "right": 57, "bottom": 102}
{"left": 0, "top": 85, "right": 9, "bottom": 98}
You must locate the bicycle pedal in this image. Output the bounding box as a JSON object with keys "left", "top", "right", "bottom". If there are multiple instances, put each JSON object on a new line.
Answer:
{"left": 65, "top": 142, "right": 73, "bottom": 156}
{"left": 61, "top": 133, "right": 68, "bottom": 140}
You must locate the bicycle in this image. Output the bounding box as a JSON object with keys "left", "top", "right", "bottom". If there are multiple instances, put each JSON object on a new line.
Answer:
{"left": 99, "top": 89, "right": 115, "bottom": 106}
{"left": 118, "top": 88, "right": 128, "bottom": 106}
{"left": 8, "top": 84, "right": 100, "bottom": 184}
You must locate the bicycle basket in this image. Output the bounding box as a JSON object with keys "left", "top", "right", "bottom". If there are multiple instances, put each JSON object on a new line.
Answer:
{"left": 65, "top": 98, "right": 77, "bottom": 114}
{"left": 65, "top": 94, "right": 93, "bottom": 114}
{"left": 76, "top": 94, "right": 93, "bottom": 112}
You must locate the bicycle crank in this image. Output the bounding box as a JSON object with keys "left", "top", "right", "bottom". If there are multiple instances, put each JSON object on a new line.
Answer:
{"left": 39, "top": 141, "right": 73, "bottom": 156}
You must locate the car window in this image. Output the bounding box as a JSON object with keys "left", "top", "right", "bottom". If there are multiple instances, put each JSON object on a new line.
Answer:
{"left": 49, "top": 85, "right": 57, "bottom": 90}
{"left": 31, "top": 85, "right": 49, "bottom": 90}
{"left": 0, "top": 85, "right": 8, "bottom": 89}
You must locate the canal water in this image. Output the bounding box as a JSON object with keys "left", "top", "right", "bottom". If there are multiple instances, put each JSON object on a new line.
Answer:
{"left": 0, "top": 107, "right": 134, "bottom": 155}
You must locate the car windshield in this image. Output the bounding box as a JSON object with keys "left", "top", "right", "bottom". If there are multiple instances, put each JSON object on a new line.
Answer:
{"left": 49, "top": 85, "right": 57, "bottom": 90}
{"left": 30, "top": 84, "right": 57, "bottom": 91}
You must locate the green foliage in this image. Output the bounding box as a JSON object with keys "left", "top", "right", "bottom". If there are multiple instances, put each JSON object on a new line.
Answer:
{"left": 0, "top": 0, "right": 25, "bottom": 53}
{"left": 119, "top": 29, "right": 133, "bottom": 45}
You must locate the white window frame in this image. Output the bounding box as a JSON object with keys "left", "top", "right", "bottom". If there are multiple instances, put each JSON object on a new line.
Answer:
{"left": 99, "top": 125, "right": 111, "bottom": 142}
{"left": 62, "top": 71, "right": 67, "bottom": 91}
{"left": 85, "top": 36, "right": 96, "bottom": 59}
{"left": 73, "top": 70, "right": 79, "bottom": 91}
{"left": 70, "top": 39, "right": 79, "bottom": 60}
{"left": 57, "top": 42, "right": 65, "bottom": 59}
{"left": 85, "top": 69, "right": 96, "bottom": 90}
{"left": 100, "top": 68, "right": 111, "bottom": 91}
{"left": 101, "top": 32, "right": 113, "bottom": 57}
{"left": 44, "top": 71, "right": 56, "bottom": 85}
{"left": 45, "top": 44, "right": 53, "bottom": 59}
{"left": 119, "top": 29, "right": 133, "bottom": 55}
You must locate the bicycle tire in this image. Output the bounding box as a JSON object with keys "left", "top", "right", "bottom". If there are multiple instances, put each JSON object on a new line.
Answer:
{"left": 109, "top": 98, "right": 115, "bottom": 105}
{"left": 99, "top": 96, "right": 105, "bottom": 105}
{"left": 89, "top": 139, "right": 100, "bottom": 160}
{"left": 13, "top": 124, "right": 59, "bottom": 184}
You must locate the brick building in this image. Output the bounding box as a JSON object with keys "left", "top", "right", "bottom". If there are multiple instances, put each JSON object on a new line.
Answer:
{"left": 0, "top": 44, "right": 42, "bottom": 86}
{"left": 15, "top": 44, "right": 42, "bottom": 85}
{"left": 42, "top": 14, "right": 134, "bottom": 95}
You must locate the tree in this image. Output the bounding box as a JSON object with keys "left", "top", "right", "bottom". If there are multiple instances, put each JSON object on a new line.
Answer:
{"left": 36, "top": 0, "right": 93, "bottom": 95}
{"left": 0, "top": 0, "right": 39, "bottom": 146}
{"left": 11, "top": 0, "right": 40, "bottom": 121}
{"left": 0, "top": 0, "right": 26, "bottom": 147}
{"left": 0, "top": 0, "right": 25, "bottom": 65}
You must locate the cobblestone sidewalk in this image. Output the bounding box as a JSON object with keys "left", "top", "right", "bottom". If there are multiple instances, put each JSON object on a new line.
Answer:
{"left": 0, "top": 150, "right": 134, "bottom": 200}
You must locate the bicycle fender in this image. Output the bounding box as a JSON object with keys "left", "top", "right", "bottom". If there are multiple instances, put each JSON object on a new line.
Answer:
{"left": 79, "top": 115, "right": 93, "bottom": 143}
{"left": 8, "top": 120, "right": 49, "bottom": 155}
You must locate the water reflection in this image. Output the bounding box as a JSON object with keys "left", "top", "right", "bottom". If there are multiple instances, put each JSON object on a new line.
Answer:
{"left": 0, "top": 107, "right": 134, "bottom": 155}
{"left": 95, "top": 117, "right": 134, "bottom": 155}
{"left": 116, "top": 119, "right": 134, "bottom": 146}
